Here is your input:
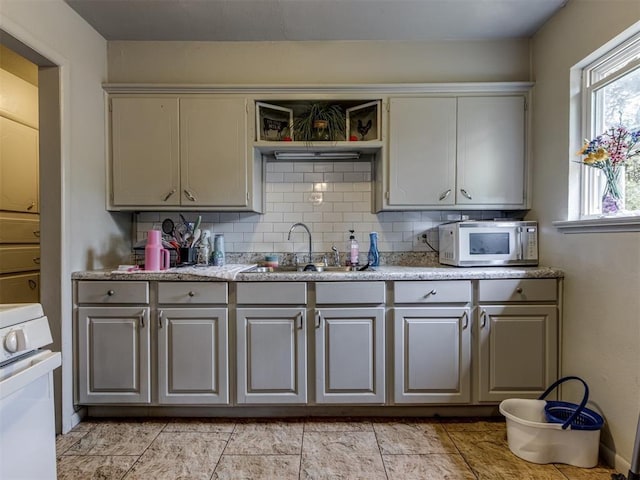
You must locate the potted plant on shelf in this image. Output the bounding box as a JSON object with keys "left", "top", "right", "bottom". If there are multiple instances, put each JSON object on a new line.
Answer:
{"left": 293, "top": 102, "right": 346, "bottom": 142}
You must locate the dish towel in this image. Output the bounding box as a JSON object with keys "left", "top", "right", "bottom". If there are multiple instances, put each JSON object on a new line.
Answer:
{"left": 166, "top": 264, "right": 257, "bottom": 280}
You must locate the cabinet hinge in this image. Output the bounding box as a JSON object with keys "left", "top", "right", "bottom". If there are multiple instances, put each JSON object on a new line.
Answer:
{"left": 247, "top": 191, "right": 250, "bottom": 202}
{"left": 385, "top": 191, "right": 390, "bottom": 200}
{"left": 108, "top": 99, "right": 112, "bottom": 112}
{"left": 385, "top": 102, "right": 390, "bottom": 113}
{"left": 524, "top": 99, "right": 528, "bottom": 111}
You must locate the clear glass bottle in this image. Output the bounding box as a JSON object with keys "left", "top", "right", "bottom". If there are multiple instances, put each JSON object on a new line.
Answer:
{"left": 367, "top": 231, "right": 380, "bottom": 267}
{"left": 196, "top": 231, "right": 211, "bottom": 265}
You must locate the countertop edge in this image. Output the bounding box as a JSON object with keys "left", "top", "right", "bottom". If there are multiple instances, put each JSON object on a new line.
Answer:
{"left": 71, "top": 266, "right": 564, "bottom": 281}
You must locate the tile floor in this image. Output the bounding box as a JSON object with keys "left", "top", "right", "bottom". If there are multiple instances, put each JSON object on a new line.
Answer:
{"left": 55, "top": 417, "right": 620, "bottom": 480}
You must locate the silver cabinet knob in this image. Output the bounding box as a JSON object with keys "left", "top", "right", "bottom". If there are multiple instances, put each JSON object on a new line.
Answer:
{"left": 516, "top": 287, "right": 523, "bottom": 294}
{"left": 107, "top": 290, "right": 115, "bottom": 296}
{"left": 188, "top": 291, "right": 195, "bottom": 297}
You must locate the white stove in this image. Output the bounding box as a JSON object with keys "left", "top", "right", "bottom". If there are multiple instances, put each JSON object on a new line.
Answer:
{"left": 0, "top": 303, "right": 61, "bottom": 480}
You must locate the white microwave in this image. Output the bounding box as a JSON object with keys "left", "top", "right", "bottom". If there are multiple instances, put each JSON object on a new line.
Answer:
{"left": 439, "top": 221, "right": 539, "bottom": 267}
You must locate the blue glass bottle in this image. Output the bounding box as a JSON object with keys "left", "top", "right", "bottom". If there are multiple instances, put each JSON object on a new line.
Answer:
{"left": 367, "top": 232, "right": 380, "bottom": 267}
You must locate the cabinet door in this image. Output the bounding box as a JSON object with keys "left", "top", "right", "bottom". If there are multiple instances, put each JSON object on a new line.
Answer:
{"left": 110, "top": 97, "right": 180, "bottom": 207}
{"left": 236, "top": 307, "right": 306, "bottom": 404}
{"left": 477, "top": 305, "right": 558, "bottom": 402}
{"left": 77, "top": 306, "right": 150, "bottom": 404}
{"left": 315, "top": 307, "right": 385, "bottom": 404}
{"left": 388, "top": 97, "right": 456, "bottom": 206}
{"left": 157, "top": 308, "right": 229, "bottom": 404}
{"left": 457, "top": 96, "right": 526, "bottom": 206}
{"left": 180, "top": 97, "right": 248, "bottom": 207}
{"left": 394, "top": 307, "right": 471, "bottom": 404}
{"left": 0, "top": 116, "right": 39, "bottom": 213}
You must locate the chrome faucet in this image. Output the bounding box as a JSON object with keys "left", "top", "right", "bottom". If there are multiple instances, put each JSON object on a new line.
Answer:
{"left": 331, "top": 245, "right": 340, "bottom": 266}
{"left": 287, "top": 223, "right": 312, "bottom": 265}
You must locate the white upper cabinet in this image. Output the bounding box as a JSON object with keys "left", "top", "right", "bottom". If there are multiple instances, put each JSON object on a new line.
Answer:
{"left": 382, "top": 92, "right": 528, "bottom": 211}
{"left": 109, "top": 94, "right": 261, "bottom": 211}
{"left": 111, "top": 97, "right": 180, "bottom": 207}
{"left": 388, "top": 97, "right": 457, "bottom": 206}
{"left": 456, "top": 96, "right": 526, "bottom": 206}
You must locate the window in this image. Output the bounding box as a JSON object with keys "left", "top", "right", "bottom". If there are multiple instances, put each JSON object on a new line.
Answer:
{"left": 581, "top": 32, "right": 640, "bottom": 217}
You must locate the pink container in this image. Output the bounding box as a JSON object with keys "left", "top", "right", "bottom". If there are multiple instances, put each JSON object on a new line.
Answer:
{"left": 144, "top": 230, "right": 170, "bottom": 271}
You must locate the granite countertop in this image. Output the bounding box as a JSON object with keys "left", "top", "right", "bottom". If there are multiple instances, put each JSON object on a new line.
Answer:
{"left": 72, "top": 265, "right": 564, "bottom": 282}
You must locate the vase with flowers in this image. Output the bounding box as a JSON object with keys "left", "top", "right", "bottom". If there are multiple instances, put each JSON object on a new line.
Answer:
{"left": 578, "top": 125, "right": 640, "bottom": 215}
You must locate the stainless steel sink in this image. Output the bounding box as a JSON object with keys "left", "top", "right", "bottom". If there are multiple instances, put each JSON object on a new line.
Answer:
{"left": 245, "top": 265, "right": 362, "bottom": 273}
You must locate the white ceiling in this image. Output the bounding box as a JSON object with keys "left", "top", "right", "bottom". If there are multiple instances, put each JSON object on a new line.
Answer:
{"left": 64, "top": 0, "right": 568, "bottom": 42}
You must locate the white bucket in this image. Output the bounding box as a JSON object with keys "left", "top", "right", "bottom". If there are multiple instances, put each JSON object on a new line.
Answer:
{"left": 499, "top": 398, "right": 601, "bottom": 468}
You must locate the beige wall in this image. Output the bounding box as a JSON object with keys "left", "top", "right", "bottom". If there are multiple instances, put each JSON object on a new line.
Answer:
{"left": 1, "top": 0, "right": 130, "bottom": 433}
{"left": 108, "top": 39, "right": 531, "bottom": 84}
{"left": 531, "top": 0, "right": 640, "bottom": 470}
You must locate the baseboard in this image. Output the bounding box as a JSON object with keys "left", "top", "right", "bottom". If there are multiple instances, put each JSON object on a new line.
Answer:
{"left": 602, "top": 442, "right": 631, "bottom": 474}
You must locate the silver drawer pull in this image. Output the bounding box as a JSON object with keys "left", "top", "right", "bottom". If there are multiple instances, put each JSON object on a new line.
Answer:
{"left": 107, "top": 290, "right": 115, "bottom": 296}
{"left": 139, "top": 312, "right": 145, "bottom": 328}
{"left": 516, "top": 287, "right": 523, "bottom": 294}
{"left": 462, "top": 311, "right": 469, "bottom": 329}
{"left": 28, "top": 279, "right": 37, "bottom": 289}
{"left": 460, "top": 188, "right": 472, "bottom": 200}
{"left": 315, "top": 311, "right": 321, "bottom": 329}
{"left": 27, "top": 201, "right": 36, "bottom": 211}
{"left": 438, "top": 189, "right": 451, "bottom": 201}
{"left": 184, "top": 189, "right": 197, "bottom": 202}
{"left": 424, "top": 289, "right": 437, "bottom": 298}
{"left": 162, "top": 189, "right": 177, "bottom": 201}
{"left": 33, "top": 230, "right": 40, "bottom": 238}
{"left": 33, "top": 257, "right": 40, "bottom": 265}
{"left": 481, "top": 310, "right": 487, "bottom": 328}
{"left": 158, "top": 310, "right": 164, "bottom": 328}
{"left": 188, "top": 291, "right": 195, "bottom": 297}
{"left": 296, "top": 312, "right": 303, "bottom": 330}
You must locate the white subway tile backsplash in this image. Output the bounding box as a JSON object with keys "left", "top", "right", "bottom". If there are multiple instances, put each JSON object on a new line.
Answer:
{"left": 135, "top": 160, "right": 496, "bottom": 260}
{"left": 266, "top": 172, "right": 285, "bottom": 182}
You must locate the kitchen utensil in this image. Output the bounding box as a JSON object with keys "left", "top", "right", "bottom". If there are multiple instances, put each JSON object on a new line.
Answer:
{"left": 193, "top": 215, "right": 201, "bottom": 233}
{"left": 191, "top": 228, "right": 201, "bottom": 247}
{"left": 161, "top": 218, "right": 175, "bottom": 236}
{"left": 179, "top": 214, "right": 192, "bottom": 233}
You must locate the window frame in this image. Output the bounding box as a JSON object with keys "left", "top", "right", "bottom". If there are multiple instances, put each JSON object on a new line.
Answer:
{"left": 552, "top": 27, "right": 640, "bottom": 233}
{"left": 579, "top": 32, "right": 640, "bottom": 219}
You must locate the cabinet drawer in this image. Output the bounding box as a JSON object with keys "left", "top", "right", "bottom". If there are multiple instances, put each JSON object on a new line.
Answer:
{"left": 0, "top": 272, "right": 39, "bottom": 303}
{"left": 0, "top": 213, "right": 40, "bottom": 243}
{"left": 77, "top": 281, "right": 149, "bottom": 304}
{"left": 478, "top": 279, "right": 557, "bottom": 302}
{"left": 316, "top": 282, "right": 385, "bottom": 304}
{"left": 0, "top": 245, "right": 40, "bottom": 273}
{"left": 394, "top": 281, "right": 471, "bottom": 303}
{"left": 237, "top": 282, "right": 306, "bottom": 304}
{"left": 158, "top": 282, "right": 228, "bottom": 304}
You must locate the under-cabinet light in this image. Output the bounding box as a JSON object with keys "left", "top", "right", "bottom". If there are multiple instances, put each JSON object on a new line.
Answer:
{"left": 273, "top": 151, "right": 361, "bottom": 161}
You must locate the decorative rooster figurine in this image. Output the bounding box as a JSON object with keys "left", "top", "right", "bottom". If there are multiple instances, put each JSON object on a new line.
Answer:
{"left": 357, "top": 119, "right": 372, "bottom": 140}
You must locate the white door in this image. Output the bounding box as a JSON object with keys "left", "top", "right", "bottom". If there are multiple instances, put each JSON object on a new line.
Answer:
{"left": 157, "top": 308, "right": 229, "bottom": 404}
{"left": 77, "top": 306, "right": 150, "bottom": 404}
{"left": 388, "top": 97, "right": 457, "bottom": 206}
{"left": 394, "top": 307, "right": 471, "bottom": 404}
{"left": 236, "top": 307, "right": 307, "bottom": 404}
{"left": 456, "top": 96, "right": 526, "bottom": 206}
{"left": 110, "top": 96, "right": 180, "bottom": 207}
{"left": 180, "top": 97, "right": 249, "bottom": 207}
{"left": 315, "top": 307, "right": 385, "bottom": 404}
{"left": 477, "top": 304, "right": 558, "bottom": 402}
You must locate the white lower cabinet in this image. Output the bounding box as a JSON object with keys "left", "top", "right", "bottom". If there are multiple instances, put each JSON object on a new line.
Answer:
{"left": 236, "top": 307, "right": 307, "bottom": 404}
{"left": 314, "top": 281, "right": 386, "bottom": 404}
{"left": 477, "top": 279, "right": 559, "bottom": 402}
{"left": 477, "top": 304, "right": 558, "bottom": 402}
{"left": 157, "top": 308, "right": 228, "bottom": 404}
{"left": 393, "top": 307, "right": 471, "bottom": 404}
{"left": 315, "top": 307, "right": 385, "bottom": 404}
{"left": 77, "top": 306, "right": 150, "bottom": 404}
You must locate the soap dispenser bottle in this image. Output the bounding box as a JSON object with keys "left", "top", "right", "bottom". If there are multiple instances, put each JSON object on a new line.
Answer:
{"left": 348, "top": 230, "right": 359, "bottom": 266}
